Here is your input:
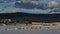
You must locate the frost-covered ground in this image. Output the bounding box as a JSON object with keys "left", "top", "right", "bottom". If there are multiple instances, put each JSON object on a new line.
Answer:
{"left": 0, "top": 24, "right": 60, "bottom": 34}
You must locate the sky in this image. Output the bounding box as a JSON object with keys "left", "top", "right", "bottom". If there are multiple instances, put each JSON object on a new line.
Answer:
{"left": 20, "top": 0, "right": 60, "bottom": 2}
{"left": 0, "top": 0, "right": 60, "bottom": 14}
{"left": 39, "top": 0, "right": 60, "bottom": 2}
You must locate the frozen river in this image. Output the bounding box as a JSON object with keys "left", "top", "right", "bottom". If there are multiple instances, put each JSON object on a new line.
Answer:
{"left": 0, "top": 24, "right": 60, "bottom": 34}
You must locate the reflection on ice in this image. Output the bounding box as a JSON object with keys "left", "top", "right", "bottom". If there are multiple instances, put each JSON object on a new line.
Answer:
{"left": 0, "top": 24, "right": 60, "bottom": 31}
{"left": 0, "top": 23, "right": 60, "bottom": 34}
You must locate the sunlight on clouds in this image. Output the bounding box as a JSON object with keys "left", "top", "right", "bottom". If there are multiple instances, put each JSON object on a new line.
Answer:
{"left": 48, "top": 1, "right": 59, "bottom": 7}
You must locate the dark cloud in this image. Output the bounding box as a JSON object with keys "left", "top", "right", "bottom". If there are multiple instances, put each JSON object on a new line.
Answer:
{"left": 0, "top": 0, "right": 60, "bottom": 13}
{"left": 15, "top": 1, "right": 60, "bottom": 10}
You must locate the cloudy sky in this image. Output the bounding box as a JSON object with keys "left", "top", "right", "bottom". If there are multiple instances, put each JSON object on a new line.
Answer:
{"left": 38, "top": 0, "right": 60, "bottom": 2}
{"left": 39, "top": 0, "right": 60, "bottom": 2}
{"left": 0, "top": 0, "right": 60, "bottom": 14}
